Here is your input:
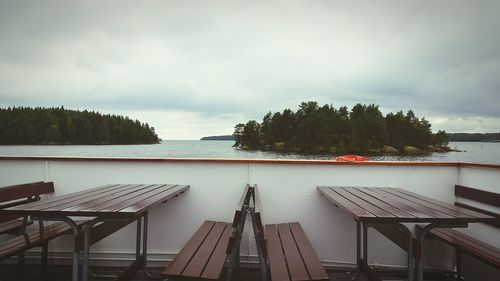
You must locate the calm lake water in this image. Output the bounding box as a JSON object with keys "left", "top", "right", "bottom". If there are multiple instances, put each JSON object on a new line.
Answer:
{"left": 0, "top": 141, "right": 499, "bottom": 164}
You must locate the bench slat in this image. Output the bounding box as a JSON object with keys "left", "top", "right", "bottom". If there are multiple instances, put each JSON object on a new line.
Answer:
{"left": 455, "top": 185, "right": 500, "bottom": 208}
{"left": 0, "top": 182, "right": 53, "bottom": 204}
{"left": 0, "top": 221, "right": 88, "bottom": 259}
{"left": 432, "top": 228, "right": 500, "bottom": 261}
{"left": 183, "top": 222, "right": 228, "bottom": 278}
{"left": 266, "top": 224, "right": 291, "bottom": 281}
{"left": 232, "top": 184, "right": 250, "bottom": 227}
{"left": 162, "top": 221, "right": 216, "bottom": 277}
{"left": 0, "top": 219, "right": 26, "bottom": 234}
{"left": 289, "top": 222, "right": 329, "bottom": 281}
{"left": 201, "top": 223, "right": 233, "bottom": 280}
{"left": 277, "top": 223, "right": 310, "bottom": 281}
{"left": 422, "top": 226, "right": 500, "bottom": 268}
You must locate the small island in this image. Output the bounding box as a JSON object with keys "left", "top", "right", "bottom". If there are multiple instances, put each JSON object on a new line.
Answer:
{"left": 233, "top": 101, "right": 450, "bottom": 155}
{"left": 0, "top": 106, "right": 160, "bottom": 145}
{"left": 200, "top": 135, "right": 235, "bottom": 141}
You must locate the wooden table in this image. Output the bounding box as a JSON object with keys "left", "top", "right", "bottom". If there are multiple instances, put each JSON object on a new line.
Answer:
{"left": 1, "top": 183, "right": 189, "bottom": 281}
{"left": 317, "top": 186, "right": 493, "bottom": 281}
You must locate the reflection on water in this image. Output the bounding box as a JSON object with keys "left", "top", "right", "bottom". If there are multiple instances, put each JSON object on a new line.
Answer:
{"left": 0, "top": 141, "right": 499, "bottom": 164}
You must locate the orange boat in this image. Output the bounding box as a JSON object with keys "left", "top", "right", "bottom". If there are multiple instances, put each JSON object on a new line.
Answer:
{"left": 333, "top": 155, "right": 369, "bottom": 162}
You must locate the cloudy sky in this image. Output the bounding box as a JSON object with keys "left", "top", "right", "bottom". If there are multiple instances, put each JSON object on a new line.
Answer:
{"left": 1, "top": 0, "right": 499, "bottom": 139}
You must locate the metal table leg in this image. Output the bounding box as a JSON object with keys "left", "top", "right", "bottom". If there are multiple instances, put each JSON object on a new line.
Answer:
{"left": 364, "top": 223, "right": 414, "bottom": 281}
{"left": 83, "top": 218, "right": 104, "bottom": 281}
{"left": 32, "top": 216, "right": 81, "bottom": 281}
{"left": 349, "top": 221, "right": 363, "bottom": 281}
{"left": 415, "top": 223, "right": 467, "bottom": 281}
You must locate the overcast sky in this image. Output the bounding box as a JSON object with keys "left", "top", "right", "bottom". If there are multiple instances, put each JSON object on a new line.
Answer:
{"left": 1, "top": 0, "right": 499, "bottom": 139}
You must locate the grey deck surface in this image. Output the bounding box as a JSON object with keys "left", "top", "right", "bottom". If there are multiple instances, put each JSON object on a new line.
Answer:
{"left": 0, "top": 264, "right": 454, "bottom": 281}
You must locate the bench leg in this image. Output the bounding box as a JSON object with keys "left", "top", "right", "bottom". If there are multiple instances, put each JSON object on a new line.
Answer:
{"left": 17, "top": 252, "right": 25, "bottom": 278}
{"left": 250, "top": 208, "right": 268, "bottom": 281}
{"left": 41, "top": 242, "right": 49, "bottom": 280}
{"left": 456, "top": 251, "right": 465, "bottom": 281}
{"left": 226, "top": 206, "right": 249, "bottom": 281}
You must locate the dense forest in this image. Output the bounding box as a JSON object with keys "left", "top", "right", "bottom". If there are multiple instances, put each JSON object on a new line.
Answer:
{"left": 0, "top": 107, "right": 160, "bottom": 145}
{"left": 233, "top": 101, "right": 449, "bottom": 154}
{"left": 448, "top": 133, "right": 500, "bottom": 142}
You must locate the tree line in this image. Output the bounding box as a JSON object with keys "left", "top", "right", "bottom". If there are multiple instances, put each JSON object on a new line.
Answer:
{"left": 0, "top": 107, "right": 160, "bottom": 145}
{"left": 448, "top": 133, "right": 500, "bottom": 142}
{"left": 233, "top": 101, "right": 449, "bottom": 154}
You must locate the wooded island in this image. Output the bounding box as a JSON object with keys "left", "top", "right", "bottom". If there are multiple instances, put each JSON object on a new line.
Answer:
{"left": 233, "top": 101, "right": 449, "bottom": 155}
{"left": 0, "top": 107, "right": 160, "bottom": 145}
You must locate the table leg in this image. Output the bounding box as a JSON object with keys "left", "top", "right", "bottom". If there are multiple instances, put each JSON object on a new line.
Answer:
{"left": 364, "top": 223, "right": 414, "bottom": 281}
{"left": 349, "top": 221, "right": 363, "bottom": 281}
{"left": 83, "top": 218, "right": 103, "bottom": 281}
{"left": 415, "top": 223, "right": 468, "bottom": 281}
{"left": 362, "top": 223, "right": 368, "bottom": 269}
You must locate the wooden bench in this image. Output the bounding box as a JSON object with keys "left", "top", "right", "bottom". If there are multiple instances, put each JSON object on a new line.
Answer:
{"left": 417, "top": 185, "right": 500, "bottom": 278}
{"left": 251, "top": 185, "right": 329, "bottom": 281}
{"left": 162, "top": 185, "right": 252, "bottom": 280}
{"left": 0, "top": 181, "right": 86, "bottom": 277}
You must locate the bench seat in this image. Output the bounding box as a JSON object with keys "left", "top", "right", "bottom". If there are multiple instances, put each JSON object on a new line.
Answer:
{"left": 251, "top": 185, "right": 329, "bottom": 281}
{"left": 418, "top": 225, "right": 500, "bottom": 269}
{"left": 266, "top": 222, "right": 329, "bottom": 281}
{"left": 163, "top": 221, "right": 233, "bottom": 280}
{"left": 0, "top": 220, "right": 89, "bottom": 260}
{"left": 0, "top": 219, "right": 32, "bottom": 235}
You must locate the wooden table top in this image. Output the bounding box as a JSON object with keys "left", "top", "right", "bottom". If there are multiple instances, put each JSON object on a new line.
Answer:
{"left": 1, "top": 184, "right": 189, "bottom": 219}
{"left": 317, "top": 186, "right": 494, "bottom": 224}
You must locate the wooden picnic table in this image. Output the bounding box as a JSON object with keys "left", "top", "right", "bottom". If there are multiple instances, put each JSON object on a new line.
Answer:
{"left": 1, "top": 183, "right": 189, "bottom": 281}
{"left": 317, "top": 186, "right": 493, "bottom": 281}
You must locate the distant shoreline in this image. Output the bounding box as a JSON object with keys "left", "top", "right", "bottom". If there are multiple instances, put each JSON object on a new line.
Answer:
{"left": 200, "top": 135, "right": 235, "bottom": 141}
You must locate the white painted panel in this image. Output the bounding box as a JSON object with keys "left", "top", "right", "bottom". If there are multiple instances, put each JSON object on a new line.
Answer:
{"left": 1, "top": 158, "right": 498, "bottom": 271}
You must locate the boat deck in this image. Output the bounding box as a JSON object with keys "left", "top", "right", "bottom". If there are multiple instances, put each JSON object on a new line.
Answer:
{"left": 0, "top": 264, "right": 457, "bottom": 281}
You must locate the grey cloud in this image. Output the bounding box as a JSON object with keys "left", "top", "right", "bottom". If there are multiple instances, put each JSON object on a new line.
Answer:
{"left": 1, "top": 0, "right": 500, "bottom": 136}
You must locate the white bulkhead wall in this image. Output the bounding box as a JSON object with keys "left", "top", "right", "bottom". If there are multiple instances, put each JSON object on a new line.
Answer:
{"left": 0, "top": 158, "right": 497, "bottom": 271}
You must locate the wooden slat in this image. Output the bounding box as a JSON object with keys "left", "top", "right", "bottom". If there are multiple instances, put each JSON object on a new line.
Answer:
{"left": 0, "top": 182, "right": 52, "bottom": 203}
{"left": 344, "top": 187, "right": 416, "bottom": 219}
{"left": 232, "top": 184, "right": 250, "bottom": 227}
{"left": 201, "top": 223, "right": 233, "bottom": 280}
{"left": 434, "top": 228, "right": 500, "bottom": 258}
{"left": 120, "top": 184, "right": 189, "bottom": 214}
{"left": 423, "top": 227, "right": 500, "bottom": 268}
{"left": 253, "top": 185, "right": 267, "bottom": 258}
{"left": 183, "top": 222, "right": 228, "bottom": 278}
{"left": 356, "top": 187, "right": 431, "bottom": 219}
{"left": 455, "top": 202, "right": 500, "bottom": 228}
{"left": 55, "top": 184, "right": 146, "bottom": 212}
{"left": 455, "top": 185, "right": 500, "bottom": 208}
{"left": 317, "top": 186, "right": 376, "bottom": 220}
{"left": 0, "top": 219, "right": 22, "bottom": 234}
{"left": 289, "top": 222, "right": 329, "bottom": 281}
{"left": 162, "top": 221, "right": 216, "bottom": 277}
{"left": 366, "top": 188, "right": 454, "bottom": 220}
{"left": 90, "top": 184, "right": 173, "bottom": 213}
{"left": 394, "top": 187, "right": 491, "bottom": 219}
{"left": 266, "top": 224, "right": 290, "bottom": 281}
{"left": 335, "top": 187, "right": 395, "bottom": 218}
{"left": 7, "top": 184, "right": 121, "bottom": 211}
{"left": 64, "top": 184, "right": 158, "bottom": 212}
{"left": 278, "top": 223, "right": 310, "bottom": 281}
{"left": 0, "top": 221, "right": 88, "bottom": 259}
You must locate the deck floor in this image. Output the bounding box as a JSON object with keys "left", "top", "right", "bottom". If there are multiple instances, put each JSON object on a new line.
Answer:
{"left": 0, "top": 264, "right": 455, "bottom": 281}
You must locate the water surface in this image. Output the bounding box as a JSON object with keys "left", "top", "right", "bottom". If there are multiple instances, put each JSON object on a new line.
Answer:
{"left": 0, "top": 141, "right": 498, "bottom": 164}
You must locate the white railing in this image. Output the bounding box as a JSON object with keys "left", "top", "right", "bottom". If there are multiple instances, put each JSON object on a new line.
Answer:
{"left": 0, "top": 157, "right": 499, "bottom": 271}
